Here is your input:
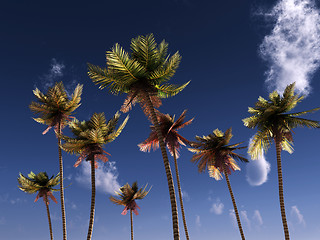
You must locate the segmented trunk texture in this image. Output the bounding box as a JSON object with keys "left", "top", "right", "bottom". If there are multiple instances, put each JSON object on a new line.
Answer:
{"left": 130, "top": 210, "right": 134, "bottom": 240}
{"left": 144, "top": 92, "right": 180, "bottom": 240}
{"left": 87, "top": 159, "right": 96, "bottom": 240}
{"left": 45, "top": 197, "right": 54, "bottom": 240}
{"left": 223, "top": 166, "right": 245, "bottom": 240}
{"left": 173, "top": 151, "right": 190, "bottom": 240}
{"left": 275, "top": 138, "right": 290, "bottom": 240}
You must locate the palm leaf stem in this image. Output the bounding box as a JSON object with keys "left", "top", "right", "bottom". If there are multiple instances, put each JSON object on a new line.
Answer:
{"left": 275, "top": 136, "right": 290, "bottom": 240}
{"left": 223, "top": 165, "right": 245, "bottom": 240}
{"left": 144, "top": 92, "right": 180, "bottom": 240}
{"left": 57, "top": 122, "right": 67, "bottom": 240}
{"left": 45, "top": 196, "right": 54, "bottom": 240}
{"left": 87, "top": 159, "right": 96, "bottom": 240}
{"left": 173, "top": 150, "right": 190, "bottom": 240}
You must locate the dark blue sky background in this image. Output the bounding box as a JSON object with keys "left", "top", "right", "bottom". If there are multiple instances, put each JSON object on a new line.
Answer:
{"left": 1, "top": 0, "right": 320, "bottom": 239}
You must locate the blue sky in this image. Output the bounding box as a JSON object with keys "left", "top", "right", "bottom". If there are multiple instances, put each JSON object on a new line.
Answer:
{"left": 1, "top": 0, "right": 320, "bottom": 239}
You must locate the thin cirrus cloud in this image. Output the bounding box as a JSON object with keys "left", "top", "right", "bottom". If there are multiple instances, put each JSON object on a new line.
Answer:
{"left": 259, "top": 0, "right": 320, "bottom": 95}
{"left": 241, "top": 210, "right": 251, "bottom": 230}
{"left": 291, "top": 205, "right": 306, "bottom": 227}
{"left": 253, "top": 210, "right": 263, "bottom": 226}
{"left": 246, "top": 138, "right": 271, "bottom": 186}
{"left": 40, "top": 58, "right": 65, "bottom": 89}
{"left": 75, "top": 161, "right": 121, "bottom": 195}
{"left": 195, "top": 215, "right": 201, "bottom": 227}
{"left": 210, "top": 198, "right": 224, "bottom": 215}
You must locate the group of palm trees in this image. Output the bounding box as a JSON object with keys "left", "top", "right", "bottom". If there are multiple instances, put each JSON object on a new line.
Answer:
{"left": 17, "top": 34, "right": 319, "bottom": 240}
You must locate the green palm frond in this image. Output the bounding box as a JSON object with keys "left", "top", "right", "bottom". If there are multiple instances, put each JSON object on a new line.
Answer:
{"left": 156, "top": 81, "right": 190, "bottom": 98}
{"left": 105, "top": 115, "right": 129, "bottom": 143}
{"left": 248, "top": 130, "right": 272, "bottom": 160}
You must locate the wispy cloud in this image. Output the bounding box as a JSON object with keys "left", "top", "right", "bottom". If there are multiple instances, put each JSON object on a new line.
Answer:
{"left": 259, "top": 0, "right": 320, "bottom": 95}
{"left": 210, "top": 198, "right": 224, "bottom": 215}
{"left": 181, "top": 190, "right": 190, "bottom": 201}
{"left": 229, "top": 209, "right": 237, "bottom": 228}
{"left": 195, "top": 215, "right": 201, "bottom": 227}
{"left": 253, "top": 210, "right": 263, "bottom": 226}
{"left": 75, "top": 161, "right": 121, "bottom": 195}
{"left": 246, "top": 138, "right": 271, "bottom": 186}
{"left": 241, "top": 210, "right": 251, "bottom": 230}
{"left": 40, "top": 58, "right": 65, "bottom": 89}
{"left": 291, "top": 205, "right": 306, "bottom": 227}
{"left": 10, "top": 198, "right": 26, "bottom": 205}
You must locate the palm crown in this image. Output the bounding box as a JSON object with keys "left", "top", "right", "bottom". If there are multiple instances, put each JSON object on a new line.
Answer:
{"left": 18, "top": 172, "right": 60, "bottom": 204}
{"left": 29, "top": 82, "right": 83, "bottom": 134}
{"left": 60, "top": 112, "right": 129, "bottom": 168}
{"left": 88, "top": 33, "right": 189, "bottom": 116}
{"left": 188, "top": 128, "right": 248, "bottom": 180}
{"left": 243, "top": 82, "right": 320, "bottom": 159}
{"left": 138, "top": 110, "right": 193, "bottom": 157}
{"left": 110, "top": 182, "right": 150, "bottom": 215}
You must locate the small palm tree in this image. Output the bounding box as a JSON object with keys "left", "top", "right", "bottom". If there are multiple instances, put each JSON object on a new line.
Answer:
{"left": 110, "top": 182, "right": 150, "bottom": 240}
{"left": 138, "top": 110, "right": 193, "bottom": 240}
{"left": 242, "top": 82, "right": 320, "bottom": 240}
{"left": 188, "top": 128, "right": 248, "bottom": 240}
{"left": 60, "top": 112, "right": 128, "bottom": 240}
{"left": 29, "top": 82, "right": 83, "bottom": 240}
{"left": 88, "top": 33, "right": 189, "bottom": 240}
{"left": 18, "top": 171, "right": 60, "bottom": 240}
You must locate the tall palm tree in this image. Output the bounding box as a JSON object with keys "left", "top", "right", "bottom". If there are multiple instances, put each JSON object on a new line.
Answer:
{"left": 188, "top": 128, "right": 248, "bottom": 240}
{"left": 138, "top": 110, "right": 193, "bottom": 240}
{"left": 18, "top": 171, "right": 60, "bottom": 240}
{"left": 29, "top": 82, "right": 83, "bottom": 240}
{"left": 88, "top": 33, "right": 189, "bottom": 240}
{"left": 110, "top": 182, "right": 150, "bottom": 240}
{"left": 60, "top": 112, "right": 128, "bottom": 240}
{"left": 242, "top": 82, "right": 320, "bottom": 240}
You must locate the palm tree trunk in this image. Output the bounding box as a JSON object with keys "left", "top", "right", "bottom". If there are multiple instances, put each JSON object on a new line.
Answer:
{"left": 144, "top": 92, "right": 180, "bottom": 240}
{"left": 130, "top": 209, "right": 134, "bottom": 240}
{"left": 45, "top": 196, "right": 54, "bottom": 240}
{"left": 173, "top": 150, "right": 189, "bottom": 240}
{"left": 223, "top": 165, "right": 245, "bottom": 240}
{"left": 57, "top": 122, "right": 67, "bottom": 240}
{"left": 275, "top": 137, "right": 290, "bottom": 240}
{"left": 87, "top": 159, "right": 96, "bottom": 240}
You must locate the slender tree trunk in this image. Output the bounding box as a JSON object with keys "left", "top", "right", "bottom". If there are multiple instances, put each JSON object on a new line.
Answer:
{"left": 130, "top": 209, "right": 134, "bottom": 240}
{"left": 45, "top": 196, "right": 54, "bottom": 240}
{"left": 275, "top": 137, "right": 290, "bottom": 240}
{"left": 87, "top": 159, "right": 96, "bottom": 240}
{"left": 144, "top": 92, "right": 180, "bottom": 240}
{"left": 173, "top": 150, "right": 190, "bottom": 240}
{"left": 223, "top": 165, "right": 245, "bottom": 240}
{"left": 57, "top": 122, "right": 67, "bottom": 240}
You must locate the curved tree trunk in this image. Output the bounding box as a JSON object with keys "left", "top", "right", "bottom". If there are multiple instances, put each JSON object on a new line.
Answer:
{"left": 144, "top": 92, "right": 180, "bottom": 240}
{"left": 57, "top": 122, "right": 67, "bottom": 240}
{"left": 173, "top": 150, "right": 190, "bottom": 240}
{"left": 45, "top": 196, "right": 54, "bottom": 240}
{"left": 223, "top": 165, "right": 245, "bottom": 240}
{"left": 275, "top": 137, "right": 290, "bottom": 240}
{"left": 87, "top": 159, "right": 96, "bottom": 240}
{"left": 130, "top": 209, "right": 134, "bottom": 240}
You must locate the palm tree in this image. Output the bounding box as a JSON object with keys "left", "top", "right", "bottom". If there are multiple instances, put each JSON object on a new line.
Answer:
{"left": 29, "top": 82, "right": 83, "bottom": 240}
{"left": 88, "top": 33, "right": 189, "bottom": 240}
{"left": 242, "top": 82, "right": 320, "bottom": 240}
{"left": 18, "top": 171, "right": 60, "bottom": 240}
{"left": 188, "top": 128, "right": 248, "bottom": 240}
{"left": 110, "top": 182, "right": 150, "bottom": 240}
{"left": 60, "top": 112, "right": 128, "bottom": 240}
{"left": 138, "top": 110, "right": 193, "bottom": 240}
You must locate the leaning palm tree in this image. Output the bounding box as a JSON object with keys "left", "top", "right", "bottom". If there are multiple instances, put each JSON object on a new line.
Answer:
{"left": 110, "top": 182, "right": 150, "bottom": 240}
{"left": 242, "top": 82, "right": 320, "bottom": 240}
{"left": 88, "top": 33, "right": 189, "bottom": 240}
{"left": 188, "top": 128, "right": 248, "bottom": 240}
{"left": 60, "top": 112, "right": 128, "bottom": 240}
{"left": 18, "top": 171, "right": 60, "bottom": 240}
{"left": 29, "top": 82, "right": 83, "bottom": 240}
{"left": 138, "top": 110, "right": 193, "bottom": 240}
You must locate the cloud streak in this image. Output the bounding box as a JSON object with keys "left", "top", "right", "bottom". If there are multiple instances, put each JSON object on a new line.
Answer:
{"left": 210, "top": 198, "right": 224, "bottom": 215}
{"left": 246, "top": 138, "right": 271, "bottom": 186}
{"left": 76, "top": 161, "right": 121, "bottom": 195}
{"left": 260, "top": 0, "right": 320, "bottom": 95}
{"left": 291, "top": 205, "right": 306, "bottom": 226}
{"left": 40, "top": 58, "right": 65, "bottom": 89}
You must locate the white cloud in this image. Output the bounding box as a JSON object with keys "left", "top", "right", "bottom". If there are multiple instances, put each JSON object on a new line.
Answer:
{"left": 253, "top": 210, "right": 263, "bottom": 226}
{"left": 195, "top": 215, "right": 201, "bottom": 227}
{"left": 291, "top": 206, "right": 306, "bottom": 227}
{"left": 246, "top": 138, "right": 271, "bottom": 186}
{"left": 10, "top": 198, "right": 26, "bottom": 204}
{"left": 181, "top": 190, "right": 190, "bottom": 201}
{"left": 41, "top": 58, "right": 65, "bottom": 89}
{"left": 71, "top": 202, "right": 77, "bottom": 210}
{"left": 229, "top": 209, "right": 237, "bottom": 228}
{"left": 259, "top": 0, "right": 320, "bottom": 95}
{"left": 241, "top": 210, "right": 251, "bottom": 230}
{"left": 210, "top": 198, "right": 224, "bottom": 215}
{"left": 75, "top": 161, "right": 121, "bottom": 195}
